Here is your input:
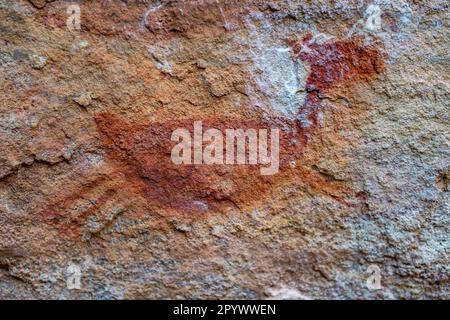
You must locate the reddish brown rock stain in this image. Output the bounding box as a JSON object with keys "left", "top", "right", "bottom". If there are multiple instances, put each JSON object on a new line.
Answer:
{"left": 36, "top": 0, "right": 255, "bottom": 40}
{"left": 289, "top": 33, "right": 384, "bottom": 130}
{"left": 40, "top": 34, "right": 384, "bottom": 239}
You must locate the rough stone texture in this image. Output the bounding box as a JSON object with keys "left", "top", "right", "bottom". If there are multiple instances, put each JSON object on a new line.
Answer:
{"left": 0, "top": 0, "right": 448, "bottom": 299}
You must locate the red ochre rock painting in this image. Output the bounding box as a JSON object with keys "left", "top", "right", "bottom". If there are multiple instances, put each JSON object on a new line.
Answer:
{"left": 39, "top": 33, "right": 384, "bottom": 239}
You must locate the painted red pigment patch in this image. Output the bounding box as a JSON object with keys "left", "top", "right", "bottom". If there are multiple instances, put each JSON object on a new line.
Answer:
{"left": 94, "top": 114, "right": 307, "bottom": 212}
{"left": 288, "top": 33, "right": 384, "bottom": 130}
{"left": 39, "top": 34, "right": 384, "bottom": 239}
{"left": 290, "top": 34, "right": 384, "bottom": 92}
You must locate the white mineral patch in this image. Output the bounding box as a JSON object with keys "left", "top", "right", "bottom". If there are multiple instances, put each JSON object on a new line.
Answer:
{"left": 244, "top": 16, "right": 309, "bottom": 120}
{"left": 140, "top": 2, "right": 163, "bottom": 31}
{"left": 364, "top": 4, "right": 382, "bottom": 32}
{"left": 266, "top": 285, "right": 312, "bottom": 300}
{"left": 148, "top": 45, "right": 174, "bottom": 75}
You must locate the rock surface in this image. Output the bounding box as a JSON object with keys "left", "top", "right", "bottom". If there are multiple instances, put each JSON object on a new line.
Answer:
{"left": 0, "top": 0, "right": 448, "bottom": 299}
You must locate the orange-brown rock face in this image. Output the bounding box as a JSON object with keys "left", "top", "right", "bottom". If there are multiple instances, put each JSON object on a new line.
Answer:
{"left": 0, "top": 0, "right": 448, "bottom": 299}
{"left": 39, "top": 33, "right": 384, "bottom": 239}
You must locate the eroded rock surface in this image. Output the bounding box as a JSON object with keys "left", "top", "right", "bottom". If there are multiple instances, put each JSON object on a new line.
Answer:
{"left": 0, "top": 0, "right": 448, "bottom": 299}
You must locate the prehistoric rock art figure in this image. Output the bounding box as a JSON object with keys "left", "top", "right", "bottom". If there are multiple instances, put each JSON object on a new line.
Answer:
{"left": 40, "top": 34, "right": 384, "bottom": 239}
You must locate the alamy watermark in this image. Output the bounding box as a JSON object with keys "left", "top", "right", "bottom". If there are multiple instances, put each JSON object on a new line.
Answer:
{"left": 366, "top": 264, "right": 383, "bottom": 291}
{"left": 66, "top": 4, "right": 81, "bottom": 32}
{"left": 65, "top": 256, "right": 93, "bottom": 290}
{"left": 66, "top": 263, "right": 82, "bottom": 290}
{"left": 171, "top": 121, "right": 280, "bottom": 175}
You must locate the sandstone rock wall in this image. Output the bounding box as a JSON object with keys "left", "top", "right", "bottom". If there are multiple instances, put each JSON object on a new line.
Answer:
{"left": 0, "top": 0, "right": 448, "bottom": 299}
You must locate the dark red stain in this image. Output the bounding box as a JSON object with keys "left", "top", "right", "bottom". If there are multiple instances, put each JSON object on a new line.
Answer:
{"left": 95, "top": 116, "right": 304, "bottom": 210}
{"left": 288, "top": 33, "right": 384, "bottom": 131}
{"left": 291, "top": 34, "right": 384, "bottom": 92}
{"left": 40, "top": 33, "right": 384, "bottom": 239}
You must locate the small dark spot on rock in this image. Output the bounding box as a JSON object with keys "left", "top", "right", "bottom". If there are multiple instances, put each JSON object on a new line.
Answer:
{"left": 436, "top": 171, "right": 449, "bottom": 192}
{"left": 13, "top": 50, "right": 27, "bottom": 62}
{"left": 0, "top": 263, "right": 9, "bottom": 271}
